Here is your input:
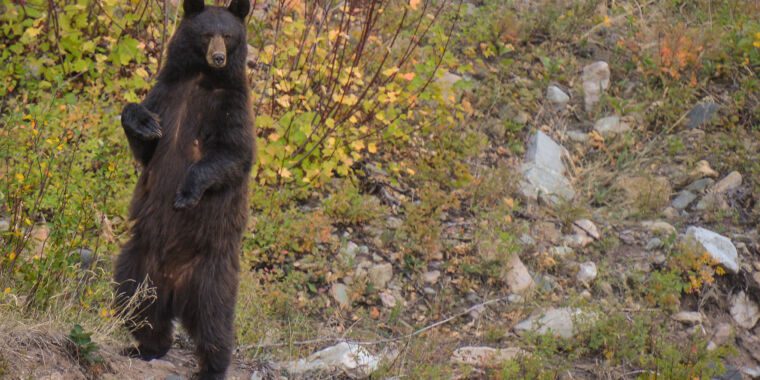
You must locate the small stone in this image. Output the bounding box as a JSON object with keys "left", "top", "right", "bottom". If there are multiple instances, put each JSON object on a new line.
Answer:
{"left": 686, "top": 177, "right": 715, "bottom": 193}
{"left": 368, "top": 263, "right": 393, "bottom": 289}
{"left": 379, "top": 291, "right": 398, "bottom": 308}
{"left": 742, "top": 367, "right": 760, "bottom": 379}
{"left": 563, "top": 233, "right": 593, "bottom": 248}
{"left": 580, "top": 290, "right": 592, "bottom": 299}
{"left": 546, "top": 85, "right": 570, "bottom": 110}
{"left": 671, "top": 311, "right": 703, "bottom": 324}
{"left": 685, "top": 226, "right": 739, "bottom": 273}
{"left": 451, "top": 346, "right": 527, "bottom": 368}
{"left": 576, "top": 261, "right": 598, "bottom": 285}
{"left": 645, "top": 237, "right": 663, "bottom": 251}
{"left": 519, "top": 234, "right": 536, "bottom": 246}
{"left": 507, "top": 294, "right": 524, "bottom": 303}
{"left": 505, "top": 255, "right": 534, "bottom": 294}
{"left": 565, "top": 130, "right": 589, "bottom": 143}
{"left": 330, "top": 283, "right": 350, "bottom": 309}
{"left": 594, "top": 115, "right": 631, "bottom": 136}
{"left": 686, "top": 100, "right": 719, "bottom": 129}
{"left": 386, "top": 217, "right": 403, "bottom": 229}
{"left": 423, "top": 287, "right": 436, "bottom": 295}
{"left": 652, "top": 253, "right": 667, "bottom": 265}
{"left": 641, "top": 221, "right": 677, "bottom": 236}
{"left": 695, "top": 193, "right": 729, "bottom": 211}
{"left": 671, "top": 191, "right": 697, "bottom": 210}
{"left": 730, "top": 291, "right": 759, "bottom": 329}
{"left": 709, "top": 171, "right": 742, "bottom": 194}
{"left": 436, "top": 71, "right": 463, "bottom": 101}
{"left": 549, "top": 246, "right": 575, "bottom": 259}
{"left": 573, "top": 219, "right": 600, "bottom": 240}
{"left": 0, "top": 218, "right": 9, "bottom": 232}
{"left": 690, "top": 160, "right": 719, "bottom": 179}
{"left": 72, "top": 248, "right": 95, "bottom": 270}
{"left": 662, "top": 207, "right": 680, "bottom": 220}
{"left": 422, "top": 270, "right": 441, "bottom": 284}
{"left": 709, "top": 323, "right": 733, "bottom": 350}
{"left": 340, "top": 241, "right": 360, "bottom": 262}
{"left": 582, "top": 61, "right": 611, "bottom": 110}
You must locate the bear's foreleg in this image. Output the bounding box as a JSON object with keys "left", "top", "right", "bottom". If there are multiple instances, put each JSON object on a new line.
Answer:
{"left": 173, "top": 142, "right": 252, "bottom": 209}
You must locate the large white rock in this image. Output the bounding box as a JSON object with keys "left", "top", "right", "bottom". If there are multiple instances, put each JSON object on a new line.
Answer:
{"left": 513, "top": 308, "right": 596, "bottom": 339}
{"left": 685, "top": 226, "right": 739, "bottom": 273}
{"left": 576, "top": 262, "right": 598, "bottom": 285}
{"left": 731, "top": 291, "right": 759, "bottom": 329}
{"left": 582, "top": 61, "right": 610, "bottom": 110}
{"left": 520, "top": 131, "right": 575, "bottom": 204}
{"left": 285, "top": 342, "right": 381, "bottom": 379}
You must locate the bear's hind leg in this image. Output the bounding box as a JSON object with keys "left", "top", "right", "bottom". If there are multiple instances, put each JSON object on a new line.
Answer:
{"left": 180, "top": 268, "right": 237, "bottom": 380}
{"left": 114, "top": 249, "right": 174, "bottom": 360}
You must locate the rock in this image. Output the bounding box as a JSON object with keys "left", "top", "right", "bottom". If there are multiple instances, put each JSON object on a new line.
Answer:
{"left": 690, "top": 160, "right": 719, "bottom": 179}
{"left": 31, "top": 224, "right": 50, "bottom": 242}
{"left": 593, "top": 115, "right": 630, "bottom": 136}
{"left": 716, "top": 366, "right": 744, "bottom": 380}
{"left": 709, "top": 171, "right": 742, "bottom": 194}
{"left": 341, "top": 241, "right": 360, "bottom": 261}
{"left": 519, "top": 234, "right": 536, "bottom": 246}
{"left": 451, "top": 346, "right": 527, "bottom": 368}
{"left": 378, "top": 291, "right": 398, "bottom": 308}
{"left": 686, "top": 178, "right": 715, "bottom": 192}
{"left": 641, "top": 221, "right": 677, "bottom": 236}
{"left": 742, "top": 367, "right": 760, "bottom": 379}
{"left": 671, "top": 311, "right": 703, "bottom": 324}
{"left": 565, "top": 130, "right": 589, "bottom": 143}
{"left": 573, "top": 219, "right": 600, "bottom": 240}
{"left": 505, "top": 255, "right": 534, "bottom": 294}
{"left": 164, "top": 375, "right": 183, "bottom": 380}
{"left": 514, "top": 308, "right": 595, "bottom": 339}
{"left": 708, "top": 323, "right": 733, "bottom": 350}
{"left": 368, "top": 263, "right": 393, "bottom": 289}
{"left": 686, "top": 100, "right": 719, "bottom": 129}
{"left": 563, "top": 233, "right": 593, "bottom": 248}
{"left": 546, "top": 85, "right": 570, "bottom": 110}
{"left": 148, "top": 359, "right": 177, "bottom": 371}
{"left": 519, "top": 131, "right": 575, "bottom": 204}
{"left": 507, "top": 294, "right": 524, "bottom": 303}
{"left": 646, "top": 237, "right": 663, "bottom": 251}
{"left": 582, "top": 61, "right": 611, "bottom": 111}
{"left": 730, "top": 291, "right": 759, "bottom": 329}
{"left": 422, "top": 270, "right": 441, "bottom": 284}
{"left": 0, "top": 218, "right": 9, "bottom": 232}
{"left": 330, "top": 283, "right": 351, "bottom": 309}
{"left": 386, "top": 217, "right": 403, "bottom": 229}
{"left": 284, "top": 342, "right": 381, "bottom": 379}
{"left": 73, "top": 248, "right": 94, "bottom": 270}
{"left": 685, "top": 227, "right": 739, "bottom": 273}
{"left": 671, "top": 191, "right": 697, "bottom": 210}
{"left": 549, "top": 246, "right": 575, "bottom": 259}
{"left": 695, "top": 193, "right": 730, "bottom": 211}
{"left": 423, "top": 287, "right": 436, "bottom": 295}
{"left": 576, "top": 262, "right": 597, "bottom": 285}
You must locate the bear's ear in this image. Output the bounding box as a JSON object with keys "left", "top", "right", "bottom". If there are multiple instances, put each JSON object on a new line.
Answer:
{"left": 227, "top": 0, "right": 250, "bottom": 20}
{"left": 183, "top": 0, "right": 205, "bottom": 17}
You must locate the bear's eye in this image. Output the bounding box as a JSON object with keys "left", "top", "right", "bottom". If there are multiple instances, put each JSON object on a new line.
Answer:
{"left": 223, "top": 34, "right": 232, "bottom": 39}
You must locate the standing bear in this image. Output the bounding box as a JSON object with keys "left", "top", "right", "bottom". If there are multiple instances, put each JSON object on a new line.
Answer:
{"left": 114, "top": 0, "right": 253, "bottom": 378}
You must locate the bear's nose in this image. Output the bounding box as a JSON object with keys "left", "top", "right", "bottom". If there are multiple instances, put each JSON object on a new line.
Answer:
{"left": 212, "top": 53, "right": 225, "bottom": 66}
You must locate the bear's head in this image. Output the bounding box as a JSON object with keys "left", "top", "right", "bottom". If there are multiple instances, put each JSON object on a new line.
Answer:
{"left": 171, "top": 0, "right": 250, "bottom": 72}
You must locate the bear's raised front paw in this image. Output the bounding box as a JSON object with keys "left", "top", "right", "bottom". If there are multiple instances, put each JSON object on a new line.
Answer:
{"left": 173, "top": 190, "right": 201, "bottom": 210}
{"left": 122, "top": 103, "right": 162, "bottom": 140}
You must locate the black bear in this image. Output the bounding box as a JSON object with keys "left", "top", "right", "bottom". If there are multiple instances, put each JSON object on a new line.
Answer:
{"left": 114, "top": 0, "right": 253, "bottom": 378}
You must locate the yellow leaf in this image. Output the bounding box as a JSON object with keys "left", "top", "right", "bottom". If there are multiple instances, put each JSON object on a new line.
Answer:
{"left": 351, "top": 140, "right": 365, "bottom": 151}
{"left": 15, "top": 173, "right": 24, "bottom": 182}
{"left": 276, "top": 95, "right": 291, "bottom": 108}
{"left": 135, "top": 67, "right": 149, "bottom": 78}
{"left": 367, "top": 143, "right": 377, "bottom": 153}
{"left": 3, "top": 288, "right": 10, "bottom": 295}
{"left": 268, "top": 133, "right": 281, "bottom": 142}
{"left": 382, "top": 66, "right": 399, "bottom": 77}
{"left": 410, "top": 0, "right": 421, "bottom": 10}
{"left": 278, "top": 167, "right": 292, "bottom": 178}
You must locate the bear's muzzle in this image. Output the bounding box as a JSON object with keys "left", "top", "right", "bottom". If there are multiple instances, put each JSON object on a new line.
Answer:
{"left": 206, "top": 35, "right": 226, "bottom": 68}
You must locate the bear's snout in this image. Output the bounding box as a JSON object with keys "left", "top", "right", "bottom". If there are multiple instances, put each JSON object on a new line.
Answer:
{"left": 206, "top": 35, "right": 227, "bottom": 68}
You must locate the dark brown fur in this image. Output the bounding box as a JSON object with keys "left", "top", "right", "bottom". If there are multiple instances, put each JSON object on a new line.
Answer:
{"left": 114, "top": 1, "right": 253, "bottom": 379}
